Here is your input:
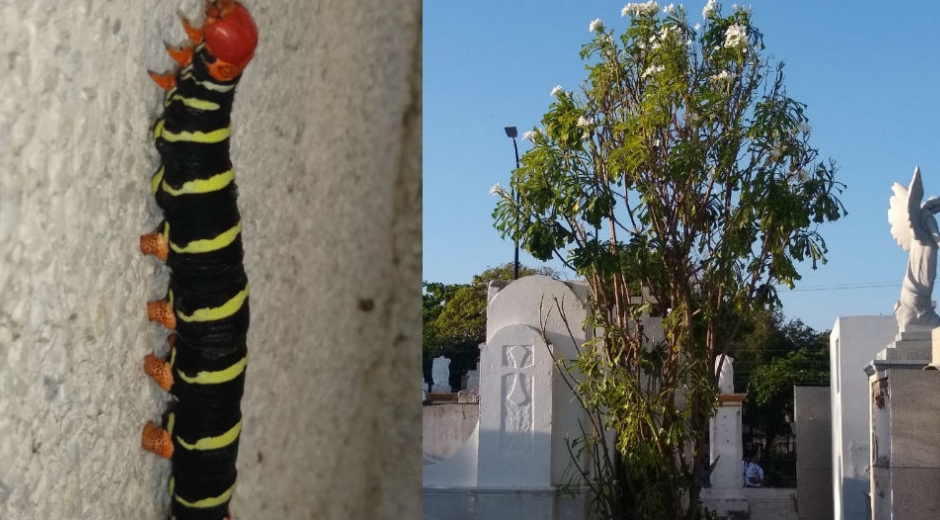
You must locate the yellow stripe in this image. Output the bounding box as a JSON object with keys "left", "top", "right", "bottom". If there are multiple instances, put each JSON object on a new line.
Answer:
{"left": 162, "top": 169, "right": 234, "bottom": 196}
{"left": 150, "top": 166, "right": 165, "bottom": 195}
{"left": 169, "top": 221, "right": 241, "bottom": 254}
{"left": 179, "top": 356, "right": 247, "bottom": 385}
{"left": 170, "top": 94, "right": 221, "bottom": 111}
{"left": 168, "top": 476, "right": 175, "bottom": 497}
{"left": 174, "top": 481, "right": 236, "bottom": 509}
{"left": 163, "top": 86, "right": 178, "bottom": 107}
{"left": 152, "top": 119, "right": 165, "bottom": 141}
{"left": 167, "top": 412, "right": 176, "bottom": 435}
{"left": 177, "top": 421, "right": 242, "bottom": 451}
{"left": 159, "top": 126, "right": 230, "bottom": 144}
{"left": 181, "top": 71, "right": 235, "bottom": 93}
{"left": 177, "top": 285, "right": 249, "bottom": 323}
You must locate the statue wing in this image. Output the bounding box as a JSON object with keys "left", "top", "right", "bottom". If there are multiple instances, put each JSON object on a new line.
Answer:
{"left": 889, "top": 167, "right": 926, "bottom": 251}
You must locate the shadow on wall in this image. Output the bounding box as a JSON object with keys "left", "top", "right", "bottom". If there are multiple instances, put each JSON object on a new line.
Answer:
{"left": 423, "top": 403, "right": 479, "bottom": 465}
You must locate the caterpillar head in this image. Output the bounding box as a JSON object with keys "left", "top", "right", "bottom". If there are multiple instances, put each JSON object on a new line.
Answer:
{"left": 203, "top": 0, "right": 258, "bottom": 82}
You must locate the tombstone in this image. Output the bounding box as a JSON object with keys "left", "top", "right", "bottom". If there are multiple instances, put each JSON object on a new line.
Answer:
{"left": 431, "top": 356, "right": 452, "bottom": 393}
{"left": 466, "top": 367, "right": 480, "bottom": 395}
{"left": 478, "top": 324, "right": 553, "bottom": 487}
{"left": 423, "top": 275, "right": 592, "bottom": 520}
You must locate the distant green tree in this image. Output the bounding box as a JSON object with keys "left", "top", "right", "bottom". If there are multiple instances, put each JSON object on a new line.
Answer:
{"left": 732, "top": 312, "right": 828, "bottom": 486}
{"left": 423, "top": 263, "right": 561, "bottom": 389}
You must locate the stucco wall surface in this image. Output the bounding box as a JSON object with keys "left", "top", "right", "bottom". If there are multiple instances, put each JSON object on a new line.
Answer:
{"left": 0, "top": 1, "right": 421, "bottom": 518}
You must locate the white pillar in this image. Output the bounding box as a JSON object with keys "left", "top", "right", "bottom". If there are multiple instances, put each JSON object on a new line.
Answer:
{"left": 710, "top": 394, "right": 746, "bottom": 489}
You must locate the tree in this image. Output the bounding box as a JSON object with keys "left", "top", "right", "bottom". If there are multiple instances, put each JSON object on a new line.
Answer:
{"left": 492, "top": 3, "right": 844, "bottom": 519}
{"left": 423, "top": 263, "right": 560, "bottom": 389}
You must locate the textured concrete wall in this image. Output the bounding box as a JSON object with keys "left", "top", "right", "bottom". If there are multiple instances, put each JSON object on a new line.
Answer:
{"left": 0, "top": 1, "right": 421, "bottom": 518}
{"left": 794, "top": 386, "right": 832, "bottom": 520}
{"left": 422, "top": 404, "right": 478, "bottom": 465}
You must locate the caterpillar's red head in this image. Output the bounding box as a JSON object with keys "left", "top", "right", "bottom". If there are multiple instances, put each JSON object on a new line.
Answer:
{"left": 203, "top": 0, "right": 258, "bottom": 82}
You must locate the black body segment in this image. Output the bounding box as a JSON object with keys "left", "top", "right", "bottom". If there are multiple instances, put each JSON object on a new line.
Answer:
{"left": 152, "top": 42, "right": 249, "bottom": 520}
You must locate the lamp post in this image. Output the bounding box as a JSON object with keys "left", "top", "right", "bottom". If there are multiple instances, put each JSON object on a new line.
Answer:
{"left": 504, "top": 126, "right": 520, "bottom": 280}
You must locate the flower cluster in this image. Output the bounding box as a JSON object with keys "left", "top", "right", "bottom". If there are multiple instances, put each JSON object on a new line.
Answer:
{"left": 641, "top": 24, "right": 683, "bottom": 51}
{"left": 709, "top": 70, "right": 730, "bottom": 82}
{"left": 550, "top": 85, "right": 564, "bottom": 98}
{"left": 702, "top": 0, "right": 717, "bottom": 18}
{"left": 622, "top": 1, "right": 660, "bottom": 17}
{"left": 522, "top": 130, "right": 537, "bottom": 142}
{"left": 489, "top": 183, "right": 505, "bottom": 196}
{"left": 641, "top": 64, "right": 665, "bottom": 78}
{"left": 589, "top": 18, "right": 604, "bottom": 32}
{"left": 724, "top": 23, "right": 748, "bottom": 48}
{"left": 577, "top": 115, "right": 594, "bottom": 128}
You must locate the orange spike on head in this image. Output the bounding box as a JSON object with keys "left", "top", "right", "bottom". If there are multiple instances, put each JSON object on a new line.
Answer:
{"left": 179, "top": 12, "right": 204, "bottom": 43}
{"left": 203, "top": 1, "right": 258, "bottom": 82}
{"left": 149, "top": 71, "right": 176, "bottom": 91}
{"left": 144, "top": 351, "right": 174, "bottom": 392}
{"left": 147, "top": 299, "right": 177, "bottom": 330}
{"left": 166, "top": 43, "right": 194, "bottom": 67}
{"left": 142, "top": 421, "right": 174, "bottom": 459}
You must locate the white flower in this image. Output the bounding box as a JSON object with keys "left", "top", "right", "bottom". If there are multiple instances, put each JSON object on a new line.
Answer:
{"left": 589, "top": 19, "right": 604, "bottom": 32}
{"left": 710, "top": 70, "right": 730, "bottom": 82}
{"left": 798, "top": 122, "right": 812, "bottom": 134}
{"left": 724, "top": 23, "right": 748, "bottom": 48}
{"left": 663, "top": 3, "right": 675, "bottom": 14}
{"left": 702, "top": 0, "right": 717, "bottom": 18}
{"left": 550, "top": 85, "right": 564, "bottom": 97}
{"left": 641, "top": 64, "right": 665, "bottom": 78}
{"left": 653, "top": 138, "right": 661, "bottom": 147}
{"left": 622, "top": 1, "right": 660, "bottom": 17}
{"left": 489, "top": 183, "right": 504, "bottom": 196}
{"left": 694, "top": 22, "right": 701, "bottom": 31}
{"left": 522, "top": 130, "right": 537, "bottom": 142}
{"left": 577, "top": 115, "right": 593, "bottom": 127}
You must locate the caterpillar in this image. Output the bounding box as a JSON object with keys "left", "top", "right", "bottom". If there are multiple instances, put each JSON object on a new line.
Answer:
{"left": 138, "top": 2, "right": 257, "bottom": 519}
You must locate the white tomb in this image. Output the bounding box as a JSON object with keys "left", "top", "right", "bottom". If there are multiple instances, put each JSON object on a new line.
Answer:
{"left": 830, "top": 316, "right": 897, "bottom": 520}
{"left": 423, "top": 275, "right": 591, "bottom": 519}
{"left": 431, "top": 356, "right": 452, "bottom": 393}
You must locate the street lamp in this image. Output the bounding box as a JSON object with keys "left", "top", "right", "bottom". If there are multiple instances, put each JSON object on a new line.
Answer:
{"left": 504, "top": 126, "right": 520, "bottom": 280}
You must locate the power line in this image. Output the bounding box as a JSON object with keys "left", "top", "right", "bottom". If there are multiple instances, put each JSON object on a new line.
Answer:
{"left": 785, "top": 281, "right": 899, "bottom": 292}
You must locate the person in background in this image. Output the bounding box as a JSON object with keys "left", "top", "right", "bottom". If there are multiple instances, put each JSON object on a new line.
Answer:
{"left": 742, "top": 450, "right": 765, "bottom": 488}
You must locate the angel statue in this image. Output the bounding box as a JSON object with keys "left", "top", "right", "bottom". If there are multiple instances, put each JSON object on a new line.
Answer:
{"left": 888, "top": 167, "right": 940, "bottom": 332}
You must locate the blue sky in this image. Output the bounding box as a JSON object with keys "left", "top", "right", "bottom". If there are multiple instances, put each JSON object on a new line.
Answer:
{"left": 424, "top": 1, "right": 940, "bottom": 332}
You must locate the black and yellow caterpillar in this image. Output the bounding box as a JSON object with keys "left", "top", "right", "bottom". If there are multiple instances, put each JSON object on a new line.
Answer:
{"left": 139, "top": 2, "right": 257, "bottom": 519}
